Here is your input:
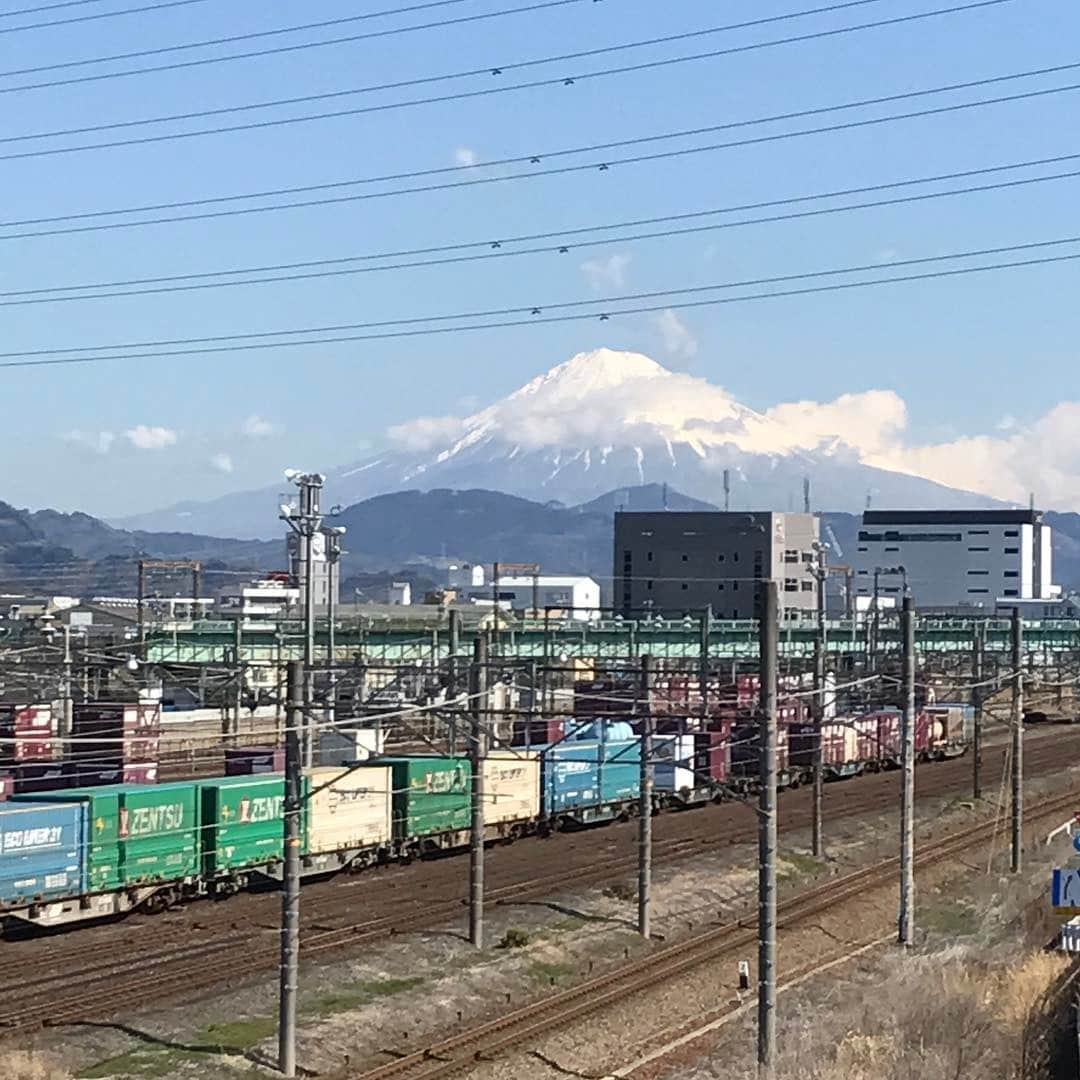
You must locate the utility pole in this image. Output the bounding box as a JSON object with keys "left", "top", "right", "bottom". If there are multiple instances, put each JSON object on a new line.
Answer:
{"left": 230, "top": 615, "right": 243, "bottom": 740}
{"left": 280, "top": 471, "right": 324, "bottom": 767}
{"left": 469, "top": 634, "right": 488, "bottom": 948}
{"left": 971, "top": 622, "right": 984, "bottom": 800}
{"left": 758, "top": 579, "right": 778, "bottom": 1075}
{"left": 324, "top": 527, "right": 345, "bottom": 726}
{"left": 638, "top": 653, "right": 654, "bottom": 939}
{"left": 278, "top": 661, "right": 303, "bottom": 1078}
{"left": 812, "top": 546, "right": 827, "bottom": 858}
{"left": 61, "top": 624, "right": 73, "bottom": 740}
{"left": 898, "top": 592, "right": 915, "bottom": 946}
{"left": 1011, "top": 607, "right": 1024, "bottom": 873}
{"left": 699, "top": 607, "right": 711, "bottom": 721}
{"left": 723, "top": 468, "right": 731, "bottom": 512}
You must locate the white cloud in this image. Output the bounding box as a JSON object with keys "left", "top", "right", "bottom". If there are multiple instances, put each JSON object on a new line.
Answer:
{"left": 210, "top": 452, "right": 234, "bottom": 474}
{"left": 62, "top": 429, "right": 114, "bottom": 454}
{"left": 387, "top": 414, "right": 467, "bottom": 452}
{"left": 125, "top": 425, "right": 178, "bottom": 450}
{"left": 580, "top": 253, "right": 631, "bottom": 291}
{"left": 454, "top": 146, "right": 478, "bottom": 167}
{"left": 241, "top": 414, "right": 276, "bottom": 438}
{"left": 653, "top": 309, "right": 699, "bottom": 359}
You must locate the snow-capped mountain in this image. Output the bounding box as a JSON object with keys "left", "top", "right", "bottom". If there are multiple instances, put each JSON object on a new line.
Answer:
{"left": 117, "top": 348, "right": 1001, "bottom": 538}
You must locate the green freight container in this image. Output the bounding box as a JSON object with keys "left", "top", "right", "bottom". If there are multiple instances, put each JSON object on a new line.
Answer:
{"left": 369, "top": 757, "right": 470, "bottom": 841}
{"left": 199, "top": 774, "right": 307, "bottom": 876}
{"left": 15, "top": 782, "right": 200, "bottom": 891}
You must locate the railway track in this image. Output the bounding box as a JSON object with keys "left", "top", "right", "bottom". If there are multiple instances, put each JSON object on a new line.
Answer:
{"left": 0, "top": 726, "right": 1073, "bottom": 1036}
{"left": 345, "top": 787, "right": 1080, "bottom": 1080}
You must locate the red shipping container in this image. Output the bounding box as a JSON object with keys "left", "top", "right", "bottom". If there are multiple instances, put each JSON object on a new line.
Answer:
{"left": 14, "top": 734, "right": 55, "bottom": 762}
{"left": 512, "top": 719, "right": 565, "bottom": 747}
{"left": 854, "top": 715, "right": 880, "bottom": 763}
{"left": 693, "top": 728, "right": 730, "bottom": 783}
{"left": 122, "top": 763, "right": 159, "bottom": 784}
{"left": 14, "top": 706, "right": 52, "bottom": 733}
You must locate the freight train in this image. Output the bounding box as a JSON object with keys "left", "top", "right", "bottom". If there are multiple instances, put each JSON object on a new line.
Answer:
{"left": 0, "top": 705, "right": 973, "bottom": 933}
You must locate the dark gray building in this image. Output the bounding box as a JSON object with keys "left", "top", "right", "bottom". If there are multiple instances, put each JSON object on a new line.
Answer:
{"left": 613, "top": 511, "right": 821, "bottom": 621}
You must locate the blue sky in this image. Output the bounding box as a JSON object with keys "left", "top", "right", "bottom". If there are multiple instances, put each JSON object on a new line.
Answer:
{"left": 3, "top": 0, "right": 1078, "bottom": 517}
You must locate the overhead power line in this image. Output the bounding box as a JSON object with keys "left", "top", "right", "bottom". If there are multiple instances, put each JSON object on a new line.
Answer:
{"left": 0, "top": 0, "right": 211, "bottom": 35}
{"left": 0, "top": 0, "right": 1016, "bottom": 159}
{"left": 3, "top": 154, "right": 1078, "bottom": 306}
{"left": 1, "top": 235, "right": 1076, "bottom": 368}
{"left": 0, "top": 0, "right": 588, "bottom": 82}
{"left": 0, "top": 62, "right": 1075, "bottom": 239}
{"left": 0, "top": 0, "right": 887, "bottom": 86}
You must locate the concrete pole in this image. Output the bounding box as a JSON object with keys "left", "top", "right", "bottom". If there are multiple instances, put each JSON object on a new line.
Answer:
{"left": 301, "top": 482, "right": 316, "bottom": 768}
{"left": 1011, "top": 607, "right": 1024, "bottom": 873}
{"left": 972, "top": 623, "right": 984, "bottom": 800}
{"left": 469, "top": 634, "right": 488, "bottom": 948}
{"left": 758, "top": 580, "right": 778, "bottom": 1075}
{"left": 231, "top": 616, "right": 243, "bottom": 740}
{"left": 638, "top": 653, "right": 653, "bottom": 939}
{"left": 277, "top": 661, "right": 303, "bottom": 1078}
{"left": 812, "top": 547, "right": 827, "bottom": 858}
{"left": 60, "top": 625, "right": 73, "bottom": 740}
{"left": 699, "top": 608, "right": 711, "bottom": 722}
{"left": 899, "top": 593, "right": 915, "bottom": 946}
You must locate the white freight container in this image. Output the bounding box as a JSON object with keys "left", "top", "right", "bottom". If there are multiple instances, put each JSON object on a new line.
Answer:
{"left": 318, "top": 727, "right": 386, "bottom": 765}
{"left": 653, "top": 734, "right": 697, "bottom": 793}
{"left": 305, "top": 765, "right": 392, "bottom": 854}
{"left": 484, "top": 752, "right": 540, "bottom": 827}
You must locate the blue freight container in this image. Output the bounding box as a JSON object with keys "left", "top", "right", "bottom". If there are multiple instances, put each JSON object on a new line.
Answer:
{"left": 0, "top": 801, "right": 85, "bottom": 907}
{"left": 541, "top": 738, "right": 640, "bottom": 824}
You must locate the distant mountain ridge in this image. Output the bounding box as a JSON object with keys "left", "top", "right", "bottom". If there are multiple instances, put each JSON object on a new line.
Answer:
{"left": 115, "top": 348, "right": 1006, "bottom": 539}
{"left": 5, "top": 485, "right": 1080, "bottom": 598}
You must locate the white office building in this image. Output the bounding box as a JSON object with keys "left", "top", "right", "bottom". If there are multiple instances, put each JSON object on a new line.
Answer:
{"left": 853, "top": 510, "right": 1057, "bottom": 609}
{"left": 466, "top": 575, "right": 601, "bottom": 621}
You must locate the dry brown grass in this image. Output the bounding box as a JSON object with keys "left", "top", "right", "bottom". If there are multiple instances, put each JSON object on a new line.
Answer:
{"left": 0, "top": 1051, "right": 70, "bottom": 1080}
{"left": 710, "top": 945, "right": 1074, "bottom": 1080}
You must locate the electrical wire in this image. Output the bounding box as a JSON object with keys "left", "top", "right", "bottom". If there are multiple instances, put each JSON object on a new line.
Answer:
{"left": 0, "top": 0, "right": 1018, "bottom": 159}
{"left": 0, "top": 243, "right": 1074, "bottom": 372}
{"left": 0, "top": 0, "right": 886, "bottom": 86}
{"left": 0, "top": 234, "right": 1075, "bottom": 367}
{"left": 0, "top": 0, "right": 212, "bottom": 35}
{"left": 1, "top": 61, "right": 1074, "bottom": 236}
{"left": 2, "top": 155, "right": 1077, "bottom": 306}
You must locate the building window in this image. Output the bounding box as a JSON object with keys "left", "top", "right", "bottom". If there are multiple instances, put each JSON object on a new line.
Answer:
{"left": 967, "top": 570, "right": 989, "bottom": 576}
{"left": 884, "top": 586, "right": 899, "bottom": 593}
{"left": 1004, "top": 570, "right": 1018, "bottom": 578}
{"left": 681, "top": 553, "right": 688, "bottom": 562}
{"left": 784, "top": 549, "right": 798, "bottom": 564}
{"left": 733, "top": 552, "right": 740, "bottom": 562}
{"left": 968, "top": 529, "right": 989, "bottom": 536}
{"left": 784, "top": 578, "right": 798, "bottom": 592}
{"left": 884, "top": 547, "right": 899, "bottom": 553}
{"left": 968, "top": 547, "right": 989, "bottom": 553}
{"left": 1004, "top": 589, "right": 1018, "bottom": 596}
{"left": 681, "top": 583, "right": 688, "bottom": 590}
{"left": 717, "top": 583, "right": 724, "bottom": 591}
{"left": 733, "top": 582, "right": 739, "bottom": 591}
{"left": 801, "top": 580, "right": 814, "bottom": 592}
{"left": 717, "top": 553, "right": 725, "bottom": 563}
{"left": 857, "top": 546, "right": 868, "bottom": 553}
{"left": 647, "top": 581, "right": 653, "bottom": 590}
{"left": 1004, "top": 547, "right": 1019, "bottom": 555}
{"left": 968, "top": 588, "right": 989, "bottom": 594}
{"left": 857, "top": 569, "right": 869, "bottom": 576}
{"left": 647, "top": 551, "right": 653, "bottom": 562}
{"left": 1004, "top": 529, "right": 1019, "bottom": 537}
